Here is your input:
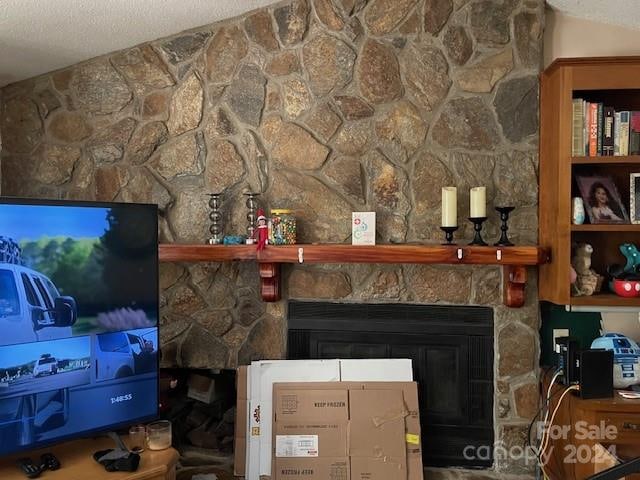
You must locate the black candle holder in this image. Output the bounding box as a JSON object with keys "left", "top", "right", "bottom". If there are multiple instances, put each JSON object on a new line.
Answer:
{"left": 468, "top": 217, "right": 488, "bottom": 246}
{"left": 495, "top": 206, "right": 515, "bottom": 246}
{"left": 440, "top": 227, "right": 458, "bottom": 245}
{"left": 440, "top": 226, "right": 459, "bottom": 245}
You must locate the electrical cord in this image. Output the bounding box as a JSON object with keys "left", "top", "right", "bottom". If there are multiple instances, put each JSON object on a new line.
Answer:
{"left": 539, "top": 385, "right": 580, "bottom": 478}
{"left": 526, "top": 383, "right": 569, "bottom": 453}
{"left": 526, "top": 368, "right": 563, "bottom": 454}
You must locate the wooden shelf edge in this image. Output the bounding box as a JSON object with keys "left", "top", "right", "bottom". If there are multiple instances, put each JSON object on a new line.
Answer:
{"left": 159, "top": 244, "right": 550, "bottom": 265}
{"left": 570, "top": 293, "right": 640, "bottom": 307}
{"left": 159, "top": 243, "right": 549, "bottom": 308}
{"left": 571, "top": 224, "right": 640, "bottom": 232}
{"left": 257, "top": 244, "right": 550, "bottom": 266}
{"left": 571, "top": 155, "right": 640, "bottom": 165}
{"left": 159, "top": 244, "right": 256, "bottom": 262}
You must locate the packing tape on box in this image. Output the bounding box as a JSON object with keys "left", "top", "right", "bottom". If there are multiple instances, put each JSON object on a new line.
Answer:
{"left": 371, "top": 408, "right": 409, "bottom": 428}
{"left": 371, "top": 449, "right": 405, "bottom": 469}
{"left": 405, "top": 434, "right": 420, "bottom": 445}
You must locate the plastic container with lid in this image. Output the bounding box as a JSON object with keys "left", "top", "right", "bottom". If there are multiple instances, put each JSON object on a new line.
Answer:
{"left": 269, "top": 209, "right": 296, "bottom": 245}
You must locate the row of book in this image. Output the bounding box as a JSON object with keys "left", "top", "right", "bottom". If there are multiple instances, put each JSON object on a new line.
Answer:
{"left": 572, "top": 99, "right": 640, "bottom": 156}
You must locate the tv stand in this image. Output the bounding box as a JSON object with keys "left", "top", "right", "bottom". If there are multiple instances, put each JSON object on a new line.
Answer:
{"left": 0, "top": 436, "right": 178, "bottom": 480}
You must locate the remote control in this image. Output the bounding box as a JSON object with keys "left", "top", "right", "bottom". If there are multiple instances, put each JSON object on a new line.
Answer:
{"left": 17, "top": 458, "right": 41, "bottom": 478}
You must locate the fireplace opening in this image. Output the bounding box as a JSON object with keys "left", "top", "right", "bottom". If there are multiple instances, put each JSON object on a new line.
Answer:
{"left": 287, "top": 301, "right": 495, "bottom": 469}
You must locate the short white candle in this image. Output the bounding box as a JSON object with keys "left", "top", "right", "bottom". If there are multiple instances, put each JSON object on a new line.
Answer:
{"left": 441, "top": 187, "right": 457, "bottom": 227}
{"left": 470, "top": 187, "right": 486, "bottom": 218}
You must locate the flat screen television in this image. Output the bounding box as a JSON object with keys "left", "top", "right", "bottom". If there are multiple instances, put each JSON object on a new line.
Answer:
{"left": 0, "top": 198, "right": 159, "bottom": 456}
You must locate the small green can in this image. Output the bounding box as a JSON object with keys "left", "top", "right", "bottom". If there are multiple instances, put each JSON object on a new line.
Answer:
{"left": 269, "top": 209, "right": 296, "bottom": 245}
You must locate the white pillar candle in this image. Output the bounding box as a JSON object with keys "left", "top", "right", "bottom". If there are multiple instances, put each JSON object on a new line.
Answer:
{"left": 470, "top": 186, "right": 486, "bottom": 218}
{"left": 441, "top": 187, "right": 457, "bottom": 227}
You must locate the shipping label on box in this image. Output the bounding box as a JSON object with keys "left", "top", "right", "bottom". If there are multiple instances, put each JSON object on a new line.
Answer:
{"left": 276, "top": 435, "right": 319, "bottom": 457}
{"left": 352, "top": 212, "right": 375, "bottom": 245}
{"left": 276, "top": 422, "right": 348, "bottom": 458}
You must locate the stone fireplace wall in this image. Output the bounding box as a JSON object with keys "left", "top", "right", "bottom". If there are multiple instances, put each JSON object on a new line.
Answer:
{"left": 0, "top": 0, "right": 543, "bottom": 476}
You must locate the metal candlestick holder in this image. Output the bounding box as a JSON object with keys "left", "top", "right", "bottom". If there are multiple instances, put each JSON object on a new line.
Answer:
{"left": 440, "top": 226, "right": 459, "bottom": 245}
{"left": 244, "top": 192, "right": 260, "bottom": 243}
{"left": 468, "top": 217, "right": 488, "bottom": 246}
{"left": 206, "top": 193, "right": 223, "bottom": 245}
{"left": 495, "top": 206, "right": 515, "bottom": 246}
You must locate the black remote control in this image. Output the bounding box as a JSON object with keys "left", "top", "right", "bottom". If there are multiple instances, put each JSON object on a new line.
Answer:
{"left": 41, "top": 453, "right": 61, "bottom": 471}
{"left": 17, "top": 458, "right": 41, "bottom": 478}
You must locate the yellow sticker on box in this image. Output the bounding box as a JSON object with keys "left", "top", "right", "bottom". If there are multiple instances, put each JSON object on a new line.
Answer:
{"left": 406, "top": 434, "right": 420, "bottom": 445}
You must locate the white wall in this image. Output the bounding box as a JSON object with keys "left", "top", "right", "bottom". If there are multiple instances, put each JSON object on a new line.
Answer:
{"left": 544, "top": 8, "right": 640, "bottom": 68}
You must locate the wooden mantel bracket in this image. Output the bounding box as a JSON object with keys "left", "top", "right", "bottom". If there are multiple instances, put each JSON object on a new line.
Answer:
{"left": 259, "top": 263, "right": 281, "bottom": 302}
{"left": 503, "top": 265, "right": 527, "bottom": 308}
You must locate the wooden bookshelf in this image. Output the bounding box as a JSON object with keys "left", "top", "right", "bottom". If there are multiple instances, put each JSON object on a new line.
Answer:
{"left": 159, "top": 244, "right": 550, "bottom": 307}
{"left": 540, "top": 57, "right": 640, "bottom": 308}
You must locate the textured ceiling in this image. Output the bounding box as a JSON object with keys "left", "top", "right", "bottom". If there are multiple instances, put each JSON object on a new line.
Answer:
{"left": 0, "top": 0, "right": 280, "bottom": 87}
{"left": 546, "top": 0, "right": 640, "bottom": 31}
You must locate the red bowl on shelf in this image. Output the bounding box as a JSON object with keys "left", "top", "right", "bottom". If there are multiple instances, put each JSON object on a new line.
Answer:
{"left": 612, "top": 278, "right": 640, "bottom": 297}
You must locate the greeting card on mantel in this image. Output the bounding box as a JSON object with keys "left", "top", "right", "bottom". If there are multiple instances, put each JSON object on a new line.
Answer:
{"left": 352, "top": 212, "right": 376, "bottom": 245}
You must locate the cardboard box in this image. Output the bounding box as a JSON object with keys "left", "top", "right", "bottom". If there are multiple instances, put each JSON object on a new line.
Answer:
{"left": 248, "top": 360, "right": 341, "bottom": 479}
{"left": 236, "top": 359, "right": 415, "bottom": 479}
{"left": 274, "top": 457, "right": 350, "bottom": 480}
{"left": 234, "top": 366, "right": 248, "bottom": 477}
{"left": 339, "top": 359, "right": 413, "bottom": 382}
{"left": 272, "top": 382, "right": 423, "bottom": 480}
{"left": 348, "top": 389, "right": 406, "bottom": 458}
{"left": 187, "top": 373, "right": 216, "bottom": 404}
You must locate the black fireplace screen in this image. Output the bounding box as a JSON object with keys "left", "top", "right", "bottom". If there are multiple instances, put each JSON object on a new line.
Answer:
{"left": 287, "top": 301, "right": 494, "bottom": 469}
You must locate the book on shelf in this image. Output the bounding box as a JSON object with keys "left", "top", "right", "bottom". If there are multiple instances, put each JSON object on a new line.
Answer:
{"left": 620, "top": 111, "right": 630, "bottom": 156}
{"left": 603, "top": 106, "right": 615, "bottom": 156}
{"left": 589, "top": 102, "right": 599, "bottom": 157}
{"left": 631, "top": 111, "right": 640, "bottom": 155}
{"left": 572, "top": 99, "right": 584, "bottom": 156}
{"left": 571, "top": 98, "right": 637, "bottom": 157}
{"left": 614, "top": 111, "right": 621, "bottom": 156}
{"left": 596, "top": 103, "right": 604, "bottom": 155}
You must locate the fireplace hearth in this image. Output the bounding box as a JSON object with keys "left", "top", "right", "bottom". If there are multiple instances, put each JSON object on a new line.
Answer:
{"left": 287, "top": 301, "right": 494, "bottom": 469}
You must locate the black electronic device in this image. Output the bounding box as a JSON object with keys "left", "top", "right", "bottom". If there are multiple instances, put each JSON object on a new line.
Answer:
{"left": 17, "top": 458, "right": 41, "bottom": 478}
{"left": 40, "top": 453, "right": 60, "bottom": 471}
{"left": 555, "top": 336, "right": 580, "bottom": 384}
{"left": 577, "top": 349, "right": 614, "bottom": 399}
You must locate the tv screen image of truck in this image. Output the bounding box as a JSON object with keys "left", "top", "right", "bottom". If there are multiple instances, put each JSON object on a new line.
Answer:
{"left": 0, "top": 199, "right": 158, "bottom": 456}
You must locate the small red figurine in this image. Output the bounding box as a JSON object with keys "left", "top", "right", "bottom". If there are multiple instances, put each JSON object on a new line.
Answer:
{"left": 256, "top": 208, "right": 268, "bottom": 251}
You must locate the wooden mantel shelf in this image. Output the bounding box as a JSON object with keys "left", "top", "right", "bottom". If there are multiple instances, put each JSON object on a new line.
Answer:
{"left": 159, "top": 244, "right": 550, "bottom": 308}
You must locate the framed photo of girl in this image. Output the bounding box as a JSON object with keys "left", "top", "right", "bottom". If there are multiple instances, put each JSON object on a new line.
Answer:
{"left": 575, "top": 175, "right": 629, "bottom": 224}
{"left": 630, "top": 173, "right": 640, "bottom": 224}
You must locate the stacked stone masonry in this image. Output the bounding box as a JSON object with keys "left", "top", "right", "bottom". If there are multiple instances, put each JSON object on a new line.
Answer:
{"left": 0, "top": 0, "right": 543, "bottom": 476}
